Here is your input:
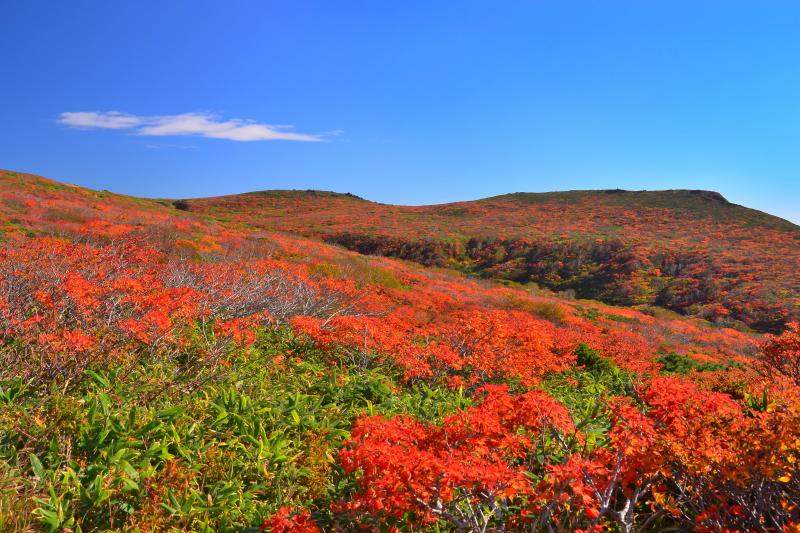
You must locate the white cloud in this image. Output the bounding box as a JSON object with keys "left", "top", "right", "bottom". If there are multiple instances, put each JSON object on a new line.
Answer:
{"left": 58, "top": 111, "right": 326, "bottom": 142}
{"left": 59, "top": 111, "right": 142, "bottom": 129}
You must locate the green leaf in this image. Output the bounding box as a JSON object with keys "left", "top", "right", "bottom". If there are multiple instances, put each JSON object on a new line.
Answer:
{"left": 122, "top": 477, "right": 139, "bottom": 492}
{"left": 36, "top": 508, "right": 60, "bottom": 529}
{"left": 30, "top": 453, "right": 45, "bottom": 479}
{"left": 119, "top": 459, "right": 139, "bottom": 479}
{"left": 85, "top": 369, "right": 110, "bottom": 388}
{"left": 156, "top": 405, "right": 184, "bottom": 421}
{"left": 98, "top": 392, "right": 111, "bottom": 416}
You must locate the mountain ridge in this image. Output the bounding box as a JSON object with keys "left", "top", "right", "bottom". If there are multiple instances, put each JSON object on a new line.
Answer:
{"left": 173, "top": 186, "right": 800, "bottom": 229}
{"left": 164, "top": 186, "right": 798, "bottom": 235}
{"left": 6, "top": 168, "right": 798, "bottom": 231}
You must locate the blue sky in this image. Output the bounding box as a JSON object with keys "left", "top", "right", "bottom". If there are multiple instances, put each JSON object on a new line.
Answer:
{"left": 2, "top": 1, "right": 799, "bottom": 223}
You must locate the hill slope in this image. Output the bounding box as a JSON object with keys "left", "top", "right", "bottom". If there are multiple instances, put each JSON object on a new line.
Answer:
{"left": 0, "top": 169, "right": 799, "bottom": 531}
{"left": 176, "top": 186, "right": 800, "bottom": 333}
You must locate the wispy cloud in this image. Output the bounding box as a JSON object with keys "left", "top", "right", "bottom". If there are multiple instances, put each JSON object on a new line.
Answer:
{"left": 58, "top": 111, "right": 327, "bottom": 142}
{"left": 60, "top": 111, "right": 143, "bottom": 129}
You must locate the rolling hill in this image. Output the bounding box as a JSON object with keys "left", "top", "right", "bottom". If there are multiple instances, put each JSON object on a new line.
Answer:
{"left": 0, "top": 169, "right": 798, "bottom": 532}
{"left": 175, "top": 186, "right": 800, "bottom": 333}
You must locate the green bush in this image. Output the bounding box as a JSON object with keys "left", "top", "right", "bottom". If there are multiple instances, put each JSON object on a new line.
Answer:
{"left": 575, "top": 343, "right": 616, "bottom": 374}
{"left": 657, "top": 352, "right": 726, "bottom": 374}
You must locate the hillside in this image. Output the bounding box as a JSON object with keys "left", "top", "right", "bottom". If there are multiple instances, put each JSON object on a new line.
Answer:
{"left": 176, "top": 187, "right": 800, "bottom": 333}
{"left": 0, "top": 169, "right": 798, "bottom": 532}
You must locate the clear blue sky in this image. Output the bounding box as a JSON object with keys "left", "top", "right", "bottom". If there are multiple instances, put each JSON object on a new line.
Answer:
{"left": 2, "top": 1, "right": 799, "bottom": 223}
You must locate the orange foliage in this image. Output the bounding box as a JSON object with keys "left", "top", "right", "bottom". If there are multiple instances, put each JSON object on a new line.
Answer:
{"left": 1, "top": 170, "right": 797, "bottom": 531}
{"left": 338, "top": 385, "right": 573, "bottom": 528}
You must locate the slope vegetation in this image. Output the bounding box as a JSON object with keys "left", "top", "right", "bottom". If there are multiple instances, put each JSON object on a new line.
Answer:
{"left": 0, "top": 170, "right": 798, "bottom": 532}
{"left": 179, "top": 187, "right": 800, "bottom": 333}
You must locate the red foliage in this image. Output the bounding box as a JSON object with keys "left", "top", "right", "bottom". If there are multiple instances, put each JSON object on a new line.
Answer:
{"left": 338, "top": 385, "right": 573, "bottom": 528}
{"left": 260, "top": 507, "right": 320, "bottom": 533}
{"left": 761, "top": 321, "right": 800, "bottom": 386}
{"left": 292, "top": 308, "right": 573, "bottom": 386}
{"left": 538, "top": 376, "right": 800, "bottom": 531}
{"left": 1, "top": 170, "right": 796, "bottom": 530}
{"left": 175, "top": 182, "right": 800, "bottom": 333}
{"left": 0, "top": 235, "right": 361, "bottom": 382}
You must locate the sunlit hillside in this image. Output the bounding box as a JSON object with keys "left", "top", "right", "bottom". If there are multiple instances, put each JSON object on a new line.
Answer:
{"left": 0, "top": 170, "right": 798, "bottom": 531}
{"left": 177, "top": 186, "right": 800, "bottom": 334}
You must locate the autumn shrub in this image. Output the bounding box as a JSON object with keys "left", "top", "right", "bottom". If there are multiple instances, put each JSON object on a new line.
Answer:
{"left": 292, "top": 308, "right": 574, "bottom": 388}
{"left": 525, "top": 376, "right": 799, "bottom": 532}
{"left": 0, "top": 236, "right": 361, "bottom": 390}
{"left": 760, "top": 321, "right": 800, "bottom": 385}
{"left": 261, "top": 506, "right": 320, "bottom": 532}
{"left": 1, "top": 171, "right": 798, "bottom": 532}
{"left": 505, "top": 294, "right": 567, "bottom": 323}
{"left": 336, "top": 385, "right": 574, "bottom": 530}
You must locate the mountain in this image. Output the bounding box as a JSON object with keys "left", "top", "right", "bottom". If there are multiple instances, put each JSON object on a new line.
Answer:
{"left": 175, "top": 186, "right": 800, "bottom": 333}
{"left": 0, "top": 169, "right": 798, "bottom": 532}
